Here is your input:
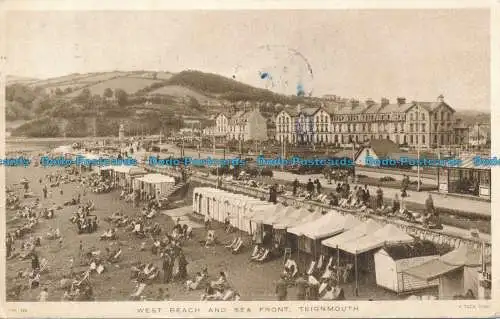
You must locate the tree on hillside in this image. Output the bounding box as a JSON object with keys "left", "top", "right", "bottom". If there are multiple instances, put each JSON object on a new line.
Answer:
{"left": 90, "top": 94, "right": 103, "bottom": 108}
{"left": 103, "top": 88, "right": 113, "bottom": 98}
{"left": 74, "top": 88, "right": 92, "bottom": 105}
{"left": 114, "top": 89, "right": 128, "bottom": 107}
{"left": 64, "top": 87, "right": 73, "bottom": 94}
{"left": 188, "top": 97, "right": 201, "bottom": 110}
{"left": 55, "top": 88, "right": 63, "bottom": 96}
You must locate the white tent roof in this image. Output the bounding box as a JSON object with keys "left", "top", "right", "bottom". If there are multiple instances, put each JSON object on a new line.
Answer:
{"left": 273, "top": 207, "right": 314, "bottom": 229}
{"left": 262, "top": 206, "right": 295, "bottom": 225}
{"left": 321, "top": 219, "right": 383, "bottom": 249}
{"left": 338, "top": 224, "right": 414, "bottom": 255}
{"left": 137, "top": 173, "right": 175, "bottom": 184}
{"left": 113, "top": 166, "right": 147, "bottom": 175}
{"left": 248, "top": 205, "right": 277, "bottom": 221}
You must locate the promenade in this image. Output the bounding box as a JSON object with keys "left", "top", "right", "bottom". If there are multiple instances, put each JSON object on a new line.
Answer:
{"left": 160, "top": 144, "right": 491, "bottom": 218}
{"left": 272, "top": 171, "right": 491, "bottom": 218}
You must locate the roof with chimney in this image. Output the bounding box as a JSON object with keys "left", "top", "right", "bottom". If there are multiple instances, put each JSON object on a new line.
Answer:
{"left": 336, "top": 102, "right": 369, "bottom": 114}
{"left": 378, "top": 103, "right": 414, "bottom": 113}
{"left": 299, "top": 107, "right": 321, "bottom": 116}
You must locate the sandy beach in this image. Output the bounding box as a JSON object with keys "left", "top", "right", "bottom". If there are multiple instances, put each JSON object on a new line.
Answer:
{"left": 5, "top": 159, "right": 414, "bottom": 301}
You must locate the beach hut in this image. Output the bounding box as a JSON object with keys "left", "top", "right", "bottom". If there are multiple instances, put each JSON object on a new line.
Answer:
{"left": 374, "top": 241, "right": 440, "bottom": 294}
{"left": 338, "top": 224, "right": 415, "bottom": 256}
{"left": 134, "top": 173, "right": 175, "bottom": 199}
{"left": 112, "top": 166, "right": 147, "bottom": 190}
{"left": 321, "top": 219, "right": 383, "bottom": 296}
{"left": 403, "top": 244, "right": 491, "bottom": 299}
{"left": 288, "top": 212, "right": 360, "bottom": 259}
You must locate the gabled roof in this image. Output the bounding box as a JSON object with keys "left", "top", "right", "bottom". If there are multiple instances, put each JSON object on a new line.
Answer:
{"left": 378, "top": 103, "right": 414, "bottom": 113}
{"left": 300, "top": 107, "right": 320, "bottom": 116}
{"left": 279, "top": 108, "right": 299, "bottom": 117}
{"left": 365, "top": 139, "right": 401, "bottom": 158}
{"left": 336, "top": 104, "right": 369, "bottom": 114}
{"left": 409, "top": 101, "right": 455, "bottom": 113}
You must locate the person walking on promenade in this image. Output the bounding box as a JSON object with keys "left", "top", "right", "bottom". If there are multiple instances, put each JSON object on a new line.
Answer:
{"left": 292, "top": 178, "right": 299, "bottom": 196}
{"left": 306, "top": 179, "right": 314, "bottom": 194}
{"left": 316, "top": 179, "right": 322, "bottom": 195}
{"left": 376, "top": 186, "right": 384, "bottom": 208}
{"left": 425, "top": 193, "right": 435, "bottom": 215}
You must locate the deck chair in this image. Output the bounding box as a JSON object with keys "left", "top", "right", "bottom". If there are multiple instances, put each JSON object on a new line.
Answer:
{"left": 223, "top": 289, "right": 236, "bottom": 301}
{"left": 306, "top": 261, "right": 316, "bottom": 275}
{"left": 39, "top": 258, "right": 49, "bottom": 274}
{"left": 251, "top": 248, "right": 264, "bottom": 261}
{"left": 130, "top": 283, "right": 146, "bottom": 300}
{"left": 232, "top": 239, "right": 243, "bottom": 254}
{"left": 225, "top": 237, "right": 238, "bottom": 249}
{"left": 109, "top": 249, "right": 122, "bottom": 262}
{"left": 325, "top": 256, "right": 333, "bottom": 270}
{"left": 147, "top": 269, "right": 159, "bottom": 281}
{"left": 257, "top": 249, "right": 270, "bottom": 262}
{"left": 250, "top": 245, "right": 259, "bottom": 258}
{"left": 308, "top": 275, "right": 319, "bottom": 285}
{"left": 96, "top": 264, "right": 105, "bottom": 274}
{"left": 320, "top": 288, "right": 335, "bottom": 300}
{"left": 321, "top": 267, "right": 333, "bottom": 279}
{"left": 317, "top": 255, "right": 325, "bottom": 270}
{"left": 289, "top": 260, "right": 298, "bottom": 278}
{"left": 318, "top": 282, "right": 328, "bottom": 295}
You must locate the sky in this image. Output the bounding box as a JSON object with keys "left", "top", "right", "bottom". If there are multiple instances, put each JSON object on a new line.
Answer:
{"left": 5, "top": 9, "right": 490, "bottom": 110}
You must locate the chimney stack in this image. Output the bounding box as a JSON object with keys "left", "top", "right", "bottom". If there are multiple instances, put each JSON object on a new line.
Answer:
{"left": 437, "top": 94, "right": 444, "bottom": 103}
{"left": 296, "top": 104, "right": 302, "bottom": 114}
{"left": 350, "top": 99, "right": 359, "bottom": 108}
{"left": 365, "top": 98, "right": 375, "bottom": 106}
{"left": 381, "top": 98, "right": 390, "bottom": 106}
{"left": 397, "top": 97, "right": 406, "bottom": 105}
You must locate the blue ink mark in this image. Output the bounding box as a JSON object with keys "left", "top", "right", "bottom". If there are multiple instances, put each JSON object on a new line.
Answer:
{"left": 296, "top": 83, "right": 305, "bottom": 97}
{"left": 260, "top": 72, "right": 269, "bottom": 80}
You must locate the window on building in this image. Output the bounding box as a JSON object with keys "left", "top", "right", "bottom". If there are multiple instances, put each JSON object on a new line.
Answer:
{"left": 447, "top": 113, "right": 450, "bottom": 121}
{"left": 410, "top": 113, "right": 414, "bottom": 121}
{"left": 422, "top": 135, "right": 426, "bottom": 144}
{"left": 434, "top": 123, "right": 438, "bottom": 131}
{"left": 410, "top": 124, "right": 414, "bottom": 132}
{"left": 421, "top": 113, "right": 425, "bottom": 120}
{"left": 440, "top": 135, "right": 444, "bottom": 144}
{"left": 422, "top": 124, "right": 426, "bottom": 132}
{"left": 410, "top": 135, "right": 413, "bottom": 143}
{"left": 434, "top": 113, "right": 438, "bottom": 120}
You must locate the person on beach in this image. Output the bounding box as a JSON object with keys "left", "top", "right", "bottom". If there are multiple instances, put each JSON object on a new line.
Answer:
{"left": 316, "top": 179, "right": 322, "bottom": 195}
{"left": 376, "top": 186, "right": 383, "bottom": 208}
{"left": 38, "top": 287, "right": 48, "bottom": 302}
{"left": 275, "top": 274, "right": 288, "bottom": 301}
{"left": 292, "top": 178, "right": 299, "bottom": 196}
{"left": 177, "top": 252, "right": 188, "bottom": 280}
{"left": 425, "top": 193, "right": 435, "bottom": 215}
{"left": 295, "top": 273, "right": 309, "bottom": 300}
{"left": 162, "top": 253, "right": 173, "bottom": 284}
{"left": 42, "top": 185, "right": 47, "bottom": 199}
{"left": 306, "top": 179, "right": 314, "bottom": 194}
